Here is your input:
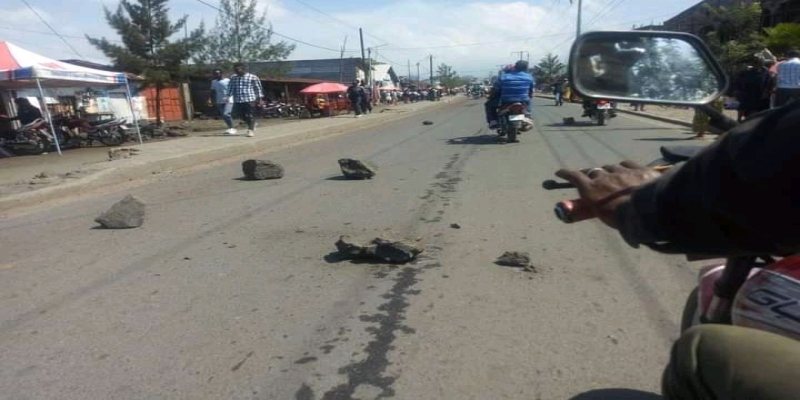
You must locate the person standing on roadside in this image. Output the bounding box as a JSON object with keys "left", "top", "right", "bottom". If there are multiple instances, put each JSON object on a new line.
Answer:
{"left": 209, "top": 69, "right": 236, "bottom": 135}
{"left": 775, "top": 50, "right": 800, "bottom": 108}
{"left": 226, "top": 62, "right": 264, "bottom": 137}
{"left": 360, "top": 81, "right": 373, "bottom": 114}
{"left": 347, "top": 80, "right": 364, "bottom": 118}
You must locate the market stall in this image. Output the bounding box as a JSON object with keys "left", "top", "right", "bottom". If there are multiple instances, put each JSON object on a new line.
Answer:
{"left": 0, "top": 41, "right": 143, "bottom": 154}
{"left": 298, "top": 82, "right": 350, "bottom": 117}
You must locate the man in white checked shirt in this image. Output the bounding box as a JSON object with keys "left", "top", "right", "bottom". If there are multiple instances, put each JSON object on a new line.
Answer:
{"left": 226, "top": 62, "right": 265, "bottom": 137}
{"left": 775, "top": 50, "right": 800, "bottom": 108}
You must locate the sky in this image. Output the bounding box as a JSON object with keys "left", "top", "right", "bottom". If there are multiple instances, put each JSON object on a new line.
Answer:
{"left": 0, "top": 0, "right": 703, "bottom": 79}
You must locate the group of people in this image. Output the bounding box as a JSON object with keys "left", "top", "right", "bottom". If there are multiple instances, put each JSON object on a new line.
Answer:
{"left": 209, "top": 63, "right": 265, "bottom": 137}
{"left": 733, "top": 50, "right": 800, "bottom": 121}
{"left": 346, "top": 80, "right": 374, "bottom": 118}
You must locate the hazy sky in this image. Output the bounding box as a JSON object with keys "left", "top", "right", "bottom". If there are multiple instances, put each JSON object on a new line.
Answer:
{"left": 1, "top": 0, "right": 703, "bottom": 78}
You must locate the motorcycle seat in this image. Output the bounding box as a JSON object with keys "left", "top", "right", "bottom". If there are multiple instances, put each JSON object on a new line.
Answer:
{"left": 660, "top": 146, "right": 704, "bottom": 162}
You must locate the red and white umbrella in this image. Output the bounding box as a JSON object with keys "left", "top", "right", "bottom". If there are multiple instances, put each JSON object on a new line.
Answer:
{"left": 299, "top": 82, "right": 349, "bottom": 94}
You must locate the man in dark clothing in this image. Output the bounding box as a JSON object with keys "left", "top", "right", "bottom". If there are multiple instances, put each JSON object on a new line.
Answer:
{"left": 555, "top": 100, "right": 800, "bottom": 399}
{"left": 734, "top": 57, "right": 771, "bottom": 121}
{"left": 9, "top": 97, "right": 43, "bottom": 126}
{"left": 360, "top": 82, "right": 372, "bottom": 114}
{"left": 347, "top": 80, "right": 364, "bottom": 117}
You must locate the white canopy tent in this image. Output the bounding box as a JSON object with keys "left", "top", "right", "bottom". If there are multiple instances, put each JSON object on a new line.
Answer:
{"left": 0, "top": 41, "right": 143, "bottom": 155}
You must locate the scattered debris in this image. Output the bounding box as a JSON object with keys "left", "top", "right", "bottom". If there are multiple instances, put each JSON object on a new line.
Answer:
{"left": 334, "top": 236, "right": 423, "bottom": 264}
{"left": 108, "top": 147, "right": 141, "bottom": 161}
{"left": 242, "top": 160, "right": 284, "bottom": 180}
{"left": 495, "top": 251, "right": 536, "bottom": 272}
{"left": 338, "top": 159, "right": 377, "bottom": 180}
{"left": 450, "top": 223, "right": 461, "bottom": 229}
{"left": 423, "top": 120, "right": 434, "bottom": 125}
{"left": 562, "top": 117, "right": 576, "bottom": 126}
{"left": 95, "top": 194, "right": 145, "bottom": 229}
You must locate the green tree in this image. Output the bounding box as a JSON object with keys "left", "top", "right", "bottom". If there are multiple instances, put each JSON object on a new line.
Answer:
{"left": 763, "top": 23, "right": 800, "bottom": 56}
{"left": 436, "top": 63, "right": 460, "bottom": 89}
{"left": 196, "top": 0, "right": 295, "bottom": 75}
{"left": 532, "top": 53, "right": 566, "bottom": 84}
{"left": 702, "top": 2, "right": 764, "bottom": 76}
{"left": 87, "top": 0, "right": 205, "bottom": 124}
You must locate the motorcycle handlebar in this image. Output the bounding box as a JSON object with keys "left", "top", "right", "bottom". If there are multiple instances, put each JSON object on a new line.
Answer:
{"left": 547, "top": 165, "right": 674, "bottom": 224}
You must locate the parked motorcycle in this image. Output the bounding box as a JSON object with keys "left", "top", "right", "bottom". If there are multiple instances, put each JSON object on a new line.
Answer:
{"left": 543, "top": 30, "right": 800, "bottom": 340}
{"left": 51, "top": 115, "right": 127, "bottom": 147}
{"left": 0, "top": 116, "right": 52, "bottom": 155}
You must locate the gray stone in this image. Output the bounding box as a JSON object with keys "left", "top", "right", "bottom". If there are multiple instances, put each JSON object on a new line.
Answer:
{"left": 423, "top": 120, "right": 434, "bottom": 125}
{"left": 563, "top": 117, "right": 576, "bottom": 126}
{"left": 496, "top": 251, "right": 531, "bottom": 268}
{"left": 242, "top": 159, "right": 284, "bottom": 180}
{"left": 95, "top": 194, "right": 145, "bottom": 229}
{"left": 338, "top": 159, "right": 377, "bottom": 180}
{"left": 334, "top": 236, "right": 423, "bottom": 264}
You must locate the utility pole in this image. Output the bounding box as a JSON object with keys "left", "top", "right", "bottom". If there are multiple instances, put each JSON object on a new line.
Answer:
{"left": 416, "top": 62, "right": 420, "bottom": 87}
{"left": 511, "top": 51, "right": 531, "bottom": 60}
{"left": 407, "top": 59, "right": 411, "bottom": 88}
{"left": 338, "top": 36, "right": 348, "bottom": 83}
{"left": 367, "top": 48, "right": 372, "bottom": 86}
{"left": 359, "top": 28, "right": 366, "bottom": 83}
{"left": 576, "top": 0, "right": 583, "bottom": 37}
{"left": 429, "top": 55, "right": 434, "bottom": 88}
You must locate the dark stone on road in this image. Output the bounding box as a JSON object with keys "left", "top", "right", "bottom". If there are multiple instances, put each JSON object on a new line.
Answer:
{"left": 334, "top": 236, "right": 423, "bottom": 264}
{"left": 338, "top": 159, "right": 377, "bottom": 180}
{"left": 563, "top": 117, "right": 576, "bottom": 126}
{"left": 496, "top": 251, "right": 536, "bottom": 272}
{"left": 423, "top": 120, "right": 434, "bottom": 125}
{"left": 242, "top": 159, "right": 284, "bottom": 180}
{"left": 95, "top": 194, "right": 145, "bottom": 229}
{"left": 450, "top": 223, "right": 461, "bottom": 229}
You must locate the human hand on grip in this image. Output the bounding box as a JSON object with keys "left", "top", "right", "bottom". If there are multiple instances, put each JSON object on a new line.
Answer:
{"left": 555, "top": 161, "right": 661, "bottom": 229}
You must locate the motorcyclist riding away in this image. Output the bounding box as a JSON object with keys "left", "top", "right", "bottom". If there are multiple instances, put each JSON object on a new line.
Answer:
{"left": 485, "top": 60, "right": 535, "bottom": 129}
{"left": 555, "top": 100, "right": 800, "bottom": 399}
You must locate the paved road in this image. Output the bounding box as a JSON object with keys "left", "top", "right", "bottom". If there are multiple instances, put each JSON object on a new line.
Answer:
{"left": 0, "top": 98, "right": 701, "bottom": 399}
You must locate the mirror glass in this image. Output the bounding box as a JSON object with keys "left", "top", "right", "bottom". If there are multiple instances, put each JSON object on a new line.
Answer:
{"left": 570, "top": 34, "right": 725, "bottom": 103}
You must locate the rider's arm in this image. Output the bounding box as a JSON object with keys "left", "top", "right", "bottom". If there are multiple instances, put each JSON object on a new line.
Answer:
{"left": 616, "top": 102, "right": 800, "bottom": 256}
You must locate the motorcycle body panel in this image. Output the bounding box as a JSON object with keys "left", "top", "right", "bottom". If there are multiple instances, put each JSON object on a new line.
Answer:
{"left": 690, "top": 257, "right": 800, "bottom": 341}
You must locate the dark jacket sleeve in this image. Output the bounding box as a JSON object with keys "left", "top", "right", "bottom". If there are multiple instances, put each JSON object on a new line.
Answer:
{"left": 615, "top": 101, "right": 800, "bottom": 257}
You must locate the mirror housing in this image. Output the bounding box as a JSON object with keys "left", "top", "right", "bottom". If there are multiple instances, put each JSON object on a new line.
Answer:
{"left": 568, "top": 31, "right": 729, "bottom": 106}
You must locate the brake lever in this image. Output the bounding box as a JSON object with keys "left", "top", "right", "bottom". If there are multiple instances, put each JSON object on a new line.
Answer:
{"left": 542, "top": 180, "right": 574, "bottom": 190}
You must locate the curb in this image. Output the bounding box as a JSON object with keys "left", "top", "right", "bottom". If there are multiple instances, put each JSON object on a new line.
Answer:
{"left": 0, "top": 98, "right": 464, "bottom": 215}
{"left": 534, "top": 94, "right": 692, "bottom": 128}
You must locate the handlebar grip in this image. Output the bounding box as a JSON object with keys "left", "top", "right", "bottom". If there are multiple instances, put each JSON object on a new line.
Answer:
{"left": 554, "top": 199, "right": 595, "bottom": 223}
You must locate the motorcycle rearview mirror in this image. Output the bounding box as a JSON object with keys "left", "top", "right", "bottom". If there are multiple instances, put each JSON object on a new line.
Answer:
{"left": 567, "top": 31, "right": 729, "bottom": 107}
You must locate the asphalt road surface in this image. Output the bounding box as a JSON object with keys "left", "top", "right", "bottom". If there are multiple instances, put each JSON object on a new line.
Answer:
{"left": 0, "top": 97, "right": 700, "bottom": 400}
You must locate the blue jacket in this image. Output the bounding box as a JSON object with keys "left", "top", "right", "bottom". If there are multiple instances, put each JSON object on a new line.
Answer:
{"left": 495, "top": 71, "right": 535, "bottom": 103}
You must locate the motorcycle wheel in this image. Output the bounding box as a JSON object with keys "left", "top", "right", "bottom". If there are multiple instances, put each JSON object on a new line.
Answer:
{"left": 680, "top": 287, "right": 700, "bottom": 333}
{"left": 597, "top": 112, "right": 606, "bottom": 126}
{"left": 506, "top": 125, "right": 518, "bottom": 143}
{"left": 22, "top": 135, "right": 48, "bottom": 155}
{"left": 99, "top": 130, "right": 125, "bottom": 146}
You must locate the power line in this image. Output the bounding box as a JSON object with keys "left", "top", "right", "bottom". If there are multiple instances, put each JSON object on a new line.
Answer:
{"left": 20, "top": 0, "right": 84, "bottom": 58}
{"left": 193, "top": 0, "right": 356, "bottom": 53}
{"left": 288, "top": 0, "right": 393, "bottom": 45}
